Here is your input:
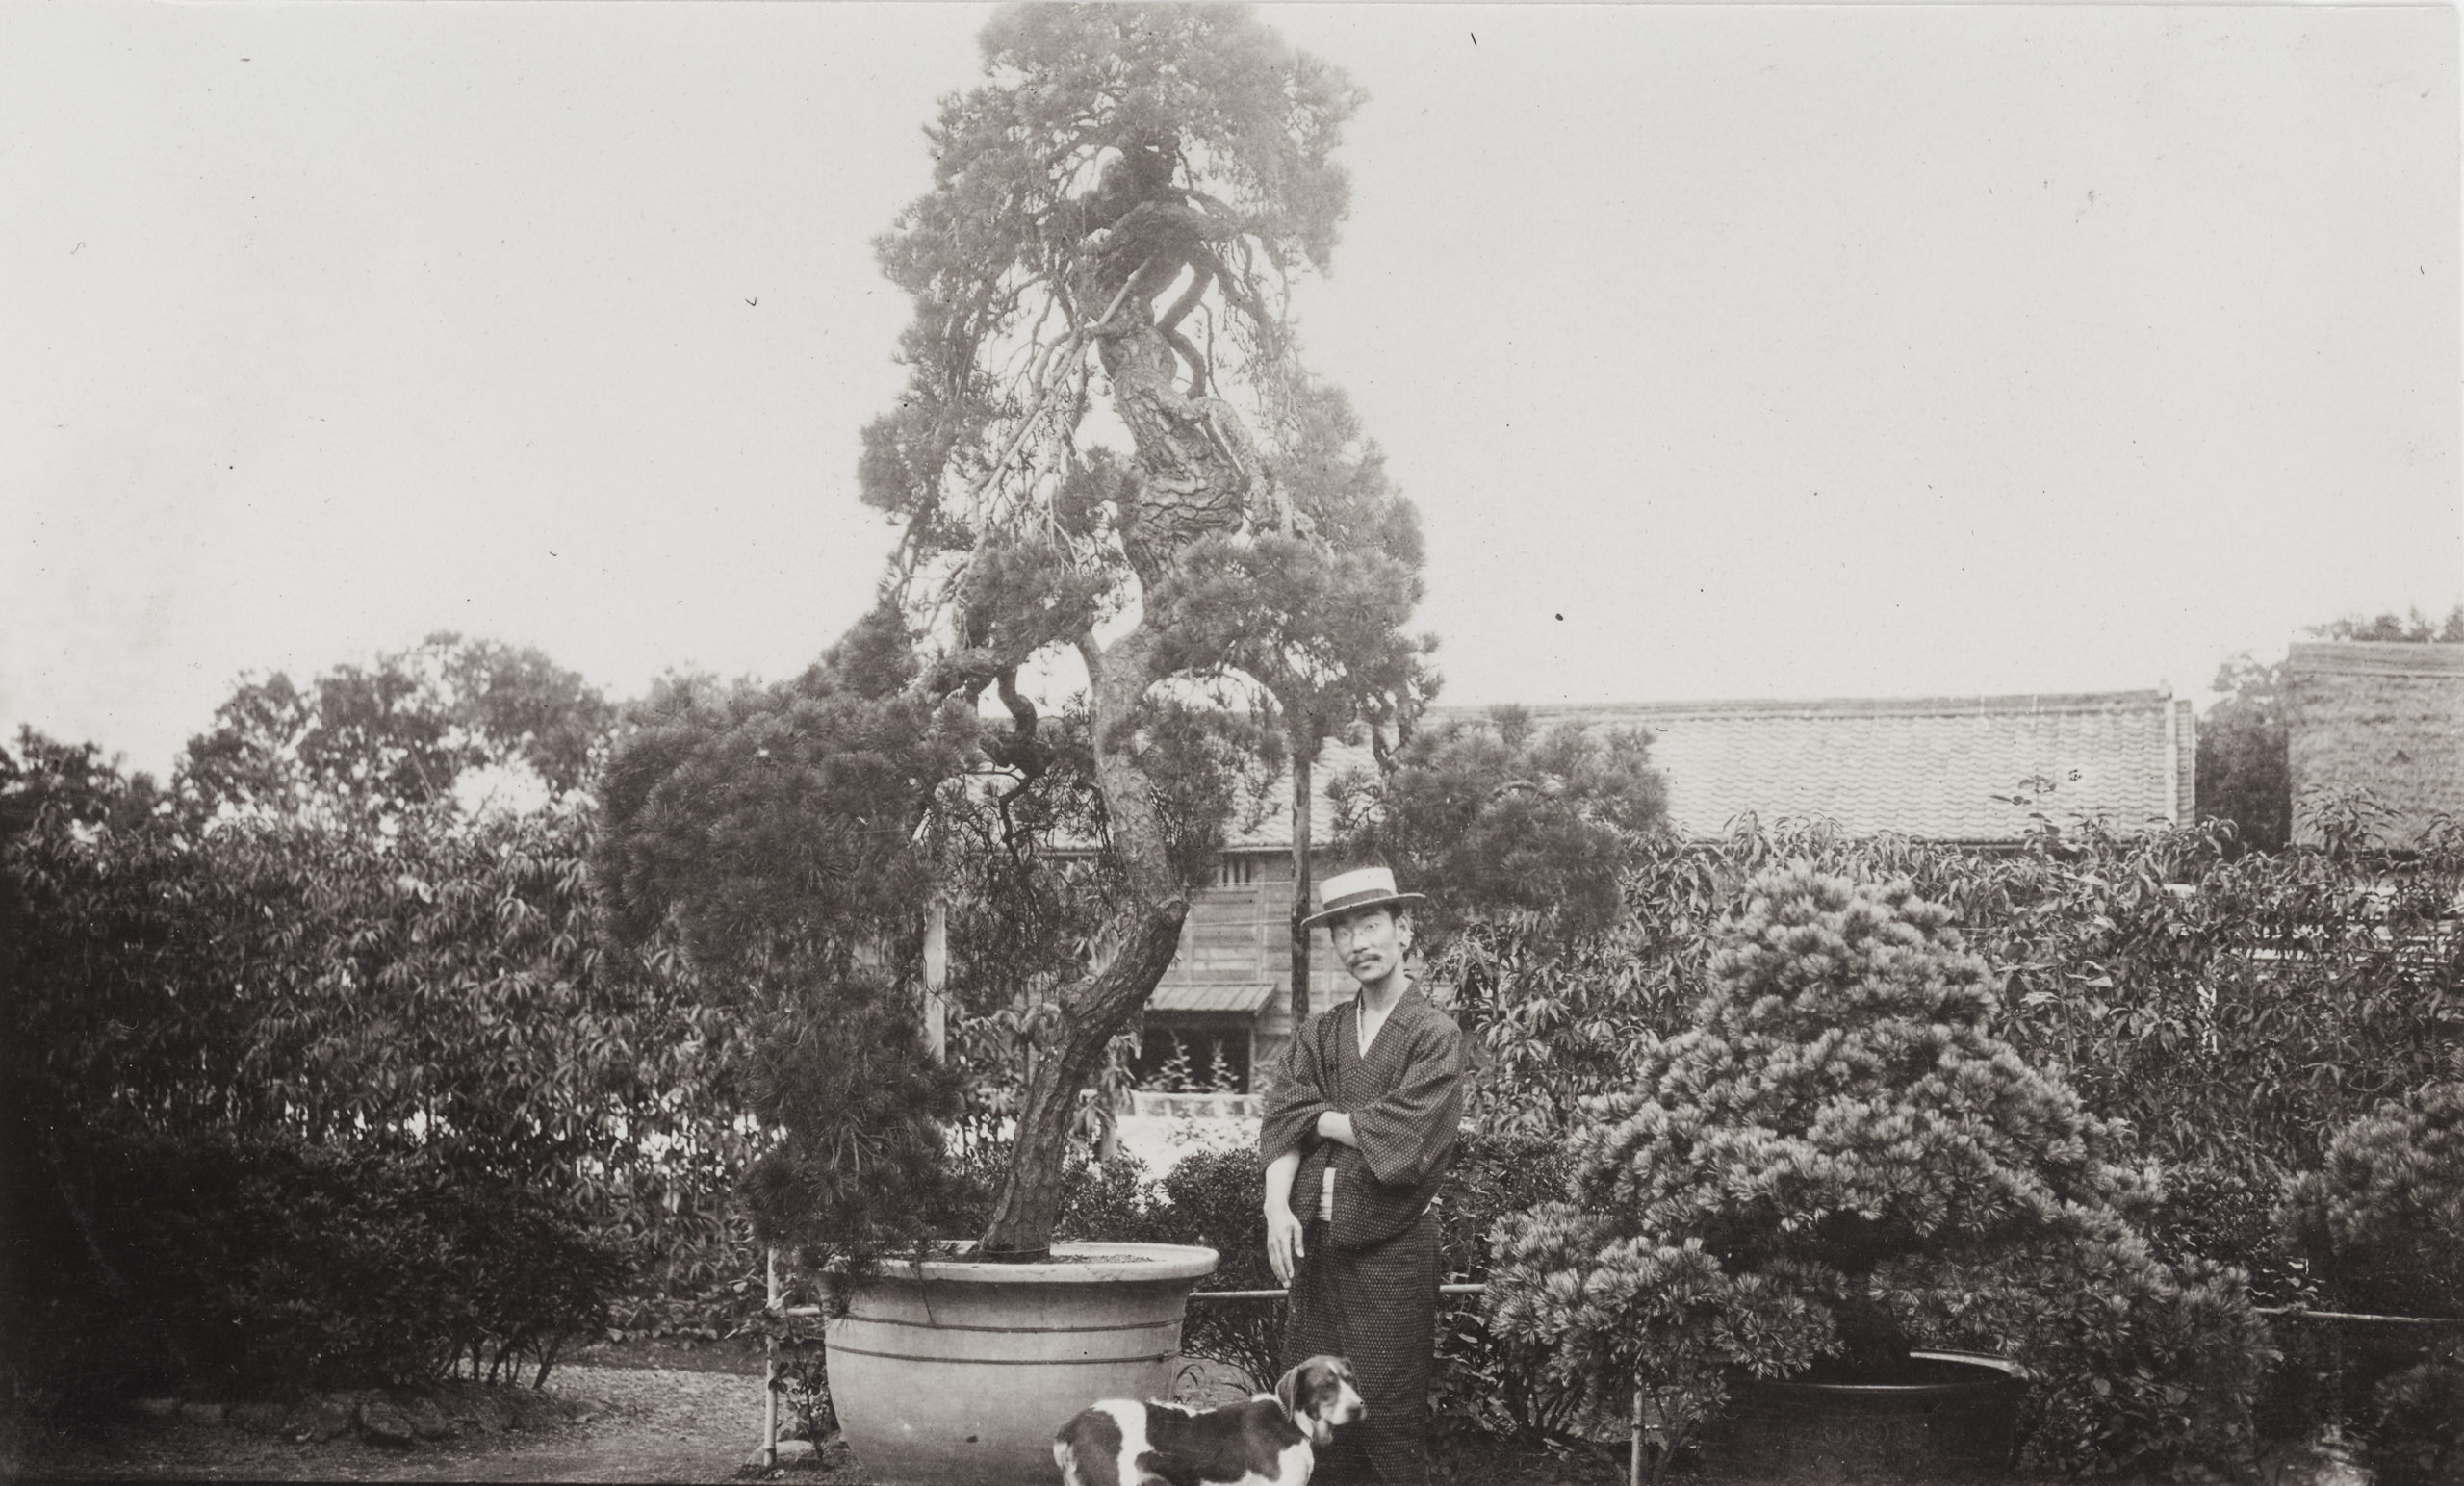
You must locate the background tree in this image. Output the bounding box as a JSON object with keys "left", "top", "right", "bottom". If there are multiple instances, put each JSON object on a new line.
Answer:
{"left": 2309, "top": 603, "right": 2464, "bottom": 643}
{"left": 847, "top": 3, "right": 1403, "bottom": 1256}
{"left": 2197, "top": 653, "right": 2289, "bottom": 854}
{"left": 183, "top": 630, "right": 611, "bottom": 814}
{"left": 1333, "top": 705, "right": 1665, "bottom": 943}
{"left": 1156, "top": 382, "right": 1435, "bottom": 1029}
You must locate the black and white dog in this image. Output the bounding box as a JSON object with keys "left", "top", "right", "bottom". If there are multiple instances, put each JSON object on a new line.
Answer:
{"left": 1054, "top": 1354, "right": 1367, "bottom": 1486}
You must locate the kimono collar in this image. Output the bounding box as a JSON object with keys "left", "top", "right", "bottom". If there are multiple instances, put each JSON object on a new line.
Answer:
{"left": 1357, "top": 983, "right": 1428, "bottom": 1036}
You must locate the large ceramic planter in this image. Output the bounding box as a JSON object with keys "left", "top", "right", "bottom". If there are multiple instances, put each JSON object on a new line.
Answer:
{"left": 825, "top": 1242, "right": 1219, "bottom": 1486}
{"left": 1720, "top": 1350, "right": 2027, "bottom": 1480}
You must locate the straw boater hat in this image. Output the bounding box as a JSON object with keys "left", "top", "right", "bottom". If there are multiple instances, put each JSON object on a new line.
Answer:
{"left": 1300, "top": 865, "right": 1428, "bottom": 930}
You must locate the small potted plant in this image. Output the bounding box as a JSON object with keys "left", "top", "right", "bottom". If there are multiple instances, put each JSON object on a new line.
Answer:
{"left": 1485, "top": 866, "right": 2271, "bottom": 1481}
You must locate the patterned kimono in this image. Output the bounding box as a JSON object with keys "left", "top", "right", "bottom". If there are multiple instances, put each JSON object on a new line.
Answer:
{"left": 1261, "top": 986, "right": 1467, "bottom": 1486}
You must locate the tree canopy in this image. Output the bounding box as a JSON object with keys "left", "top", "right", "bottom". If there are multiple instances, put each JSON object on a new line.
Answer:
{"left": 1334, "top": 706, "right": 1667, "bottom": 942}
{"left": 598, "top": 4, "right": 1427, "bottom": 1258}
{"left": 182, "top": 630, "right": 611, "bottom": 814}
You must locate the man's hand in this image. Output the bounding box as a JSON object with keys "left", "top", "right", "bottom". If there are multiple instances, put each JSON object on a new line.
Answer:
{"left": 1316, "top": 1110, "right": 1358, "bottom": 1148}
{"left": 1265, "top": 1201, "right": 1306, "bottom": 1287}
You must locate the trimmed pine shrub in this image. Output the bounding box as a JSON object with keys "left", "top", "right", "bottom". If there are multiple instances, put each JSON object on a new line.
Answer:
{"left": 1483, "top": 866, "right": 2272, "bottom": 1479}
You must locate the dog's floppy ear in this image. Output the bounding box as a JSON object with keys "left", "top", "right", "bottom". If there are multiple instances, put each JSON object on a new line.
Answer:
{"left": 1274, "top": 1363, "right": 1303, "bottom": 1422}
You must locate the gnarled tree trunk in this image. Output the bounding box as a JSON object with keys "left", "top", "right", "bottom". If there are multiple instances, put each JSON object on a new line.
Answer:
{"left": 973, "top": 366, "right": 1249, "bottom": 1248}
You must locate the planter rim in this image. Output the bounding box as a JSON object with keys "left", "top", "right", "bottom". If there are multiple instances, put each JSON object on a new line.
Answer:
{"left": 850, "top": 1241, "right": 1219, "bottom": 1286}
{"left": 1744, "top": 1350, "right": 2027, "bottom": 1399}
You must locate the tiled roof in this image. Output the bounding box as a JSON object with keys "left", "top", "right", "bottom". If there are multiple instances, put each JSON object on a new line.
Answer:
{"left": 1146, "top": 981, "right": 1279, "bottom": 1013}
{"left": 1142, "top": 692, "right": 2191, "bottom": 853}
{"left": 1445, "top": 692, "right": 2190, "bottom": 842}
{"left": 2288, "top": 642, "right": 2464, "bottom": 849}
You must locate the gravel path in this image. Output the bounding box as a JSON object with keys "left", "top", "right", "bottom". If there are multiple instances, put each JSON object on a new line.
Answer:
{"left": 15, "top": 1365, "right": 797, "bottom": 1483}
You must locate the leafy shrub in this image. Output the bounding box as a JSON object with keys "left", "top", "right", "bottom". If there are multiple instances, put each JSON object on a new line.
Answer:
{"left": 1483, "top": 867, "right": 2272, "bottom": 1481}
{"left": 1430, "top": 1133, "right": 1586, "bottom": 1447}
{"left": 2279, "top": 1083, "right": 2464, "bottom": 1485}
{"left": 1, "top": 727, "right": 753, "bottom": 1379}
{"left": 1142, "top": 1147, "right": 1279, "bottom": 1392}
{"left": 5, "top": 1124, "right": 620, "bottom": 1414}
{"left": 2143, "top": 1158, "right": 2312, "bottom": 1309}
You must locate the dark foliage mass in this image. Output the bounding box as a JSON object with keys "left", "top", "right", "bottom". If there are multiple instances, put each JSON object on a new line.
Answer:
{"left": 7, "top": 1127, "right": 617, "bottom": 1415}
{"left": 2, "top": 639, "right": 732, "bottom": 1408}
{"left": 2197, "top": 653, "right": 2291, "bottom": 855}
{"left": 739, "top": 990, "right": 968, "bottom": 1254}
{"left": 592, "top": 626, "right": 972, "bottom": 977}
{"left": 2279, "top": 1085, "right": 2464, "bottom": 1486}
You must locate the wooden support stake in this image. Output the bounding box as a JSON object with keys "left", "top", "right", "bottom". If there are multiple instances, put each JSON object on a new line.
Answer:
{"left": 1630, "top": 1385, "right": 1645, "bottom": 1486}
{"left": 923, "top": 891, "right": 948, "bottom": 1063}
{"left": 762, "top": 1247, "right": 780, "bottom": 1468}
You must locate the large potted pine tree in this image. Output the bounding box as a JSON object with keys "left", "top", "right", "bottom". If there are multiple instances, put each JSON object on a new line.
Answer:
{"left": 594, "top": 7, "right": 1426, "bottom": 1482}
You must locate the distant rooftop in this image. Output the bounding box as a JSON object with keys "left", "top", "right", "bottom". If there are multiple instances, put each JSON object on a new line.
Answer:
{"left": 2288, "top": 641, "right": 2464, "bottom": 849}
{"left": 1489, "top": 693, "right": 2192, "bottom": 841}
{"left": 1219, "top": 688, "right": 2194, "bottom": 848}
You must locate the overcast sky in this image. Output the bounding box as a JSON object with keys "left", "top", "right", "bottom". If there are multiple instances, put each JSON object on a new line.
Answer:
{"left": 6, "top": 3, "right": 2457, "bottom": 779}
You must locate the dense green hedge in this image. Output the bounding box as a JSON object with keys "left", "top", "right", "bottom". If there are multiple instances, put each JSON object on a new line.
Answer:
{"left": 2, "top": 732, "right": 729, "bottom": 1408}
{"left": 5, "top": 1123, "right": 620, "bottom": 1418}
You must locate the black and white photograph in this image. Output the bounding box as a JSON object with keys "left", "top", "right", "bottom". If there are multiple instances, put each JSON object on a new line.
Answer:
{"left": 5, "top": 5, "right": 2459, "bottom": 1484}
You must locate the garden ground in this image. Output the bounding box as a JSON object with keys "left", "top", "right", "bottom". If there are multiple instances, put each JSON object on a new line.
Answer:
{"left": 8, "top": 1337, "right": 2365, "bottom": 1486}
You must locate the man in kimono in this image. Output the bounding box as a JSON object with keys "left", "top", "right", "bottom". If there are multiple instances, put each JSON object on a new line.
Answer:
{"left": 1261, "top": 864, "right": 1468, "bottom": 1486}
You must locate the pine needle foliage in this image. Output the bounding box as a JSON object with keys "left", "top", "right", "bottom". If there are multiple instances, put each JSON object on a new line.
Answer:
{"left": 2278, "top": 1085, "right": 2464, "bottom": 1486}
{"left": 1485, "top": 865, "right": 2272, "bottom": 1479}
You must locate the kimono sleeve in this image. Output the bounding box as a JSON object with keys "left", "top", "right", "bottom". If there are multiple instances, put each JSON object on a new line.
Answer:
{"left": 1259, "top": 1016, "right": 1332, "bottom": 1166}
{"left": 1348, "top": 1012, "right": 1467, "bottom": 1189}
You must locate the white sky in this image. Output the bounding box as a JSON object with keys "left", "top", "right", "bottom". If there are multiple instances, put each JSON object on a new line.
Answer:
{"left": 6, "top": 3, "right": 2458, "bottom": 779}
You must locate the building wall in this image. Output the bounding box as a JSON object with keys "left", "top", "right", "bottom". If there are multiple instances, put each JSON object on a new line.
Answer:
{"left": 2289, "top": 642, "right": 2464, "bottom": 849}
{"left": 1151, "top": 852, "right": 1359, "bottom": 1090}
